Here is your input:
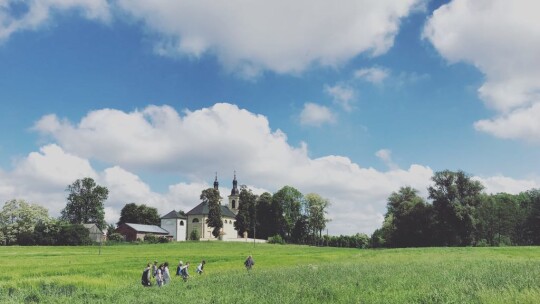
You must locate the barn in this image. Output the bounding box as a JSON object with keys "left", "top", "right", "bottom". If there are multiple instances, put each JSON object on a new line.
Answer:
{"left": 115, "top": 223, "right": 169, "bottom": 242}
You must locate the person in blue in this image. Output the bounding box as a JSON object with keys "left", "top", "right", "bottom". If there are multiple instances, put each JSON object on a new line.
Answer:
{"left": 180, "top": 262, "right": 190, "bottom": 282}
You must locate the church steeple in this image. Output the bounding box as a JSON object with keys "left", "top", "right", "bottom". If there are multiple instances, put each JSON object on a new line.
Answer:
{"left": 231, "top": 170, "right": 239, "bottom": 196}
{"left": 213, "top": 172, "right": 219, "bottom": 190}
{"left": 228, "top": 171, "right": 240, "bottom": 214}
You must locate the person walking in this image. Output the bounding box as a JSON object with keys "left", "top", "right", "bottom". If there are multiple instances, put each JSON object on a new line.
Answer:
{"left": 152, "top": 261, "right": 158, "bottom": 278}
{"left": 181, "top": 262, "right": 190, "bottom": 282}
{"left": 156, "top": 264, "right": 164, "bottom": 287}
{"left": 176, "top": 261, "right": 183, "bottom": 276}
{"left": 244, "top": 255, "right": 254, "bottom": 271}
{"left": 163, "top": 262, "right": 171, "bottom": 285}
{"left": 141, "top": 263, "right": 152, "bottom": 287}
{"left": 196, "top": 260, "right": 206, "bottom": 275}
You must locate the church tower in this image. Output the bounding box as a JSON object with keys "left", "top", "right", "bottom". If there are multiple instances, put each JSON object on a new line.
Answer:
{"left": 228, "top": 171, "right": 240, "bottom": 214}
{"left": 213, "top": 173, "right": 219, "bottom": 190}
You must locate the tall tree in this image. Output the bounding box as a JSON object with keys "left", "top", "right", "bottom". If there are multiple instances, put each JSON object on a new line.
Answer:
{"left": 523, "top": 189, "right": 540, "bottom": 245}
{"left": 117, "top": 203, "right": 160, "bottom": 226}
{"left": 0, "top": 199, "right": 49, "bottom": 245}
{"left": 304, "top": 193, "right": 330, "bottom": 240}
{"left": 234, "top": 186, "right": 257, "bottom": 237}
{"left": 385, "top": 187, "right": 433, "bottom": 247}
{"left": 202, "top": 188, "right": 222, "bottom": 238}
{"left": 428, "top": 170, "right": 484, "bottom": 246}
{"left": 61, "top": 177, "right": 108, "bottom": 229}
{"left": 273, "top": 186, "right": 303, "bottom": 240}
{"left": 255, "top": 192, "right": 273, "bottom": 240}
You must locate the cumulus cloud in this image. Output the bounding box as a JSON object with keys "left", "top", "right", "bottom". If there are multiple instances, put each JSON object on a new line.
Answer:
{"left": 324, "top": 84, "right": 356, "bottom": 112}
{"left": 0, "top": 0, "right": 110, "bottom": 42}
{"left": 354, "top": 67, "right": 390, "bottom": 85}
{"left": 2, "top": 103, "right": 536, "bottom": 234}
{"left": 116, "top": 0, "right": 423, "bottom": 77}
{"left": 299, "top": 103, "right": 337, "bottom": 127}
{"left": 423, "top": 0, "right": 540, "bottom": 141}
{"left": 474, "top": 175, "right": 540, "bottom": 195}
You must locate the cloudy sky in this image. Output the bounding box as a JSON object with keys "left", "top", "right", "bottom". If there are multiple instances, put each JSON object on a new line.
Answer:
{"left": 1, "top": 0, "right": 539, "bottom": 235}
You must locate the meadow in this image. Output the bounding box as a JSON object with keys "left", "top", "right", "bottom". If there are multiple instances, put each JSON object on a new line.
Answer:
{"left": 0, "top": 242, "right": 539, "bottom": 303}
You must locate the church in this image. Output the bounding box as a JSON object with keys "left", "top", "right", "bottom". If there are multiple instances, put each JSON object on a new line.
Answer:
{"left": 160, "top": 173, "right": 241, "bottom": 241}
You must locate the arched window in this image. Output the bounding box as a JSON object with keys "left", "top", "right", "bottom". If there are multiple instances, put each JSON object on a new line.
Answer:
{"left": 180, "top": 220, "right": 184, "bottom": 226}
{"left": 232, "top": 200, "right": 236, "bottom": 209}
{"left": 192, "top": 218, "right": 199, "bottom": 223}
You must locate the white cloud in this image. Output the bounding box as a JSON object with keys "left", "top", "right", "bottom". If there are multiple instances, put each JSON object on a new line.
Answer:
{"left": 116, "top": 0, "right": 423, "bottom": 77}
{"left": 299, "top": 103, "right": 337, "bottom": 127}
{"left": 474, "top": 175, "right": 540, "bottom": 195}
{"left": 375, "top": 149, "right": 399, "bottom": 170}
{"left": 2, "top": 103, "right": 537, "bottom": 234}
{"left": 423, "top": 0, "right": 540, "bottom": 141}
{"left": 354, "top": 67, "right": 390, "bottom": 85}
{"left": 324, "top": 84, "right": 356, "bottom": 112}
{"left": 0, "top": 0, "right": 110, "bottom": 42}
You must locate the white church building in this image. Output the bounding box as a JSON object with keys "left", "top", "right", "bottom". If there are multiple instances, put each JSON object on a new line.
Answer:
{"left": 160, "top": 173, "right": 242, "bottom": 241}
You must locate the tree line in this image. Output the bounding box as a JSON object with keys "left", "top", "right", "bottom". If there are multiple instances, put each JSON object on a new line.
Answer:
{"left": 371, "top": 170, "right": 540, "bottom": 248}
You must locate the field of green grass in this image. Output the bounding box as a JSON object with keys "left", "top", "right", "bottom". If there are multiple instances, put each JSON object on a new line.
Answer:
{"left": 1, "top": 242, "right": 539, "bottom": 303}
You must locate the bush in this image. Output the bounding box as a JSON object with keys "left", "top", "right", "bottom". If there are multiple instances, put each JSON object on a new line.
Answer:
{"left": 189, "top": 229, "right": 200, "bottom": 241}
{"left": 144, "top": 234, "right": 158, "bottom": 243}
{"left": 57, "top": 224, "right": 92, "bottom": 246}
{"left": 107, "top": 233, "right": 124, "bottom": 242}
{"left": 268, "top": 235, "right": 285, "bottom": 244}
{"left": 158, "top": 236, "right": 170, "bottom": 243}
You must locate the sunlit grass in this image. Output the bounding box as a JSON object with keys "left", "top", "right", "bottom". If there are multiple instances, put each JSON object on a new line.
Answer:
{"left": 1, "top": 243, "right": 539, "bottom": 303}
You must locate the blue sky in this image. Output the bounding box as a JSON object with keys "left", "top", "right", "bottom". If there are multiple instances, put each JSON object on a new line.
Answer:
{"left": 1, "top": 0, "right": 539, "bottom": 235}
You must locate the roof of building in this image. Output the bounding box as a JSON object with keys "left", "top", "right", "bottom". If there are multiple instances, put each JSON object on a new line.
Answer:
{"left": 161, "top": 210, "right": 187, "bottom": 219}
{"left": 123, "top": 223, "right": 169, "bottom": 234}
{"left": 186, "top": 202, "right": 236, "bottom": 218}
{"left": 82, "top": 223, "right": 103, "bottom": 233}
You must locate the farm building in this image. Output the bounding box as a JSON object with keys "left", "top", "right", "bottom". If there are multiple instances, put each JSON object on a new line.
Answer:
{"left": 115, "top": 223, "right": 169, "bottom": 242}
{"left": 83, "top": 223, "right": 105, "bottom": 243}
{"left": 160, "top": 210, "right": 187, "bottom": 241}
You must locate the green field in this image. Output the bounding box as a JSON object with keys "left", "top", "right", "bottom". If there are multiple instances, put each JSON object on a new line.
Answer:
{"left": 1, "top": 242, "right": 539, "bottom": 303}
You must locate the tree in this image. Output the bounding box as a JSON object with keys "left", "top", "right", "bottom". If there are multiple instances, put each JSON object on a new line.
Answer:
{"left": 61, "top": 178, "right": 108, "bottom": 229}
{"left": 0, "top": 199, "right": 49, "bottom": 245}
{"left": 33, "top": 219, "right": 61, "bottom": 245}
{"left": 384, "top": 187, "right": 433, "bottom": 247}
{"left": 117, "top": 203, "right": 160, "bottom": 226}
{"left": 523, "top": 189, "right": 540, "bottom": 245}
{"left": 255, "top": 192, "right": 273, "bottom": 239}
{"left": 304, "top": 193, "right": 330, "bottom": 241}
{"left": 234, "top": 186, "right": 257, "bottom": 237}
{"left": 475, "top": 193, "right": 520, "bottom": 246}
{"left": 428, "top": 170, "right": 484, "bottom": 246}
{"left": 273, "top": 186, "right": 303, "bottom": 240}
{"left": 201, "top": 188, "right": 222, "bottom": 238}
{"left": 56, "top": 224, "right": 92, "bottom": 245}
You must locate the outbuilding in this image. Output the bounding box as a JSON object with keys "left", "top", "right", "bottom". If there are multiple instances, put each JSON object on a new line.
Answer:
{"left": 115, "top": 223, "right": 169, "bottom": 242}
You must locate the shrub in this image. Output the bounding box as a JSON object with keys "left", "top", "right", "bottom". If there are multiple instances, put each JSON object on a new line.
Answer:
{"left": 144, "top": 234, "right": 158, "bottom": 243}
{"left": 189, "top": 229, "right": 200, "bottom": 241}
{"left": 57, "top": 224, "right": 92, "bottom": 246}
{"left": 268, "top": 235, "right": 285, "bottom": 244}
{"left": 107, "top": 233, "right": 124, "bottom": 242}
{"left": 158, "top": 236, "right": 170, "bottom": 243}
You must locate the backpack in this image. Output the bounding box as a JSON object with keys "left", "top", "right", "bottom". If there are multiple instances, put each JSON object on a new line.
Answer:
{"left": 141, "top": 269, "right": 150, "bottom": 286}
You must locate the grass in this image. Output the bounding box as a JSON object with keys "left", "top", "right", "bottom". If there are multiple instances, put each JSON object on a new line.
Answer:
{"left": 0, "top": 243, "right": 539, "bottom": 303}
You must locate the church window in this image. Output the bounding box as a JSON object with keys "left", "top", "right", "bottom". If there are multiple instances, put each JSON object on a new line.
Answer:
{"left": 192, "top": 218, "right": 199, "bottom": 223}
{"left": 180, "top": 221, "right": 184, "bottom": 226}
{"left": 232, "top": 200, "right": 236, "bottom": 209}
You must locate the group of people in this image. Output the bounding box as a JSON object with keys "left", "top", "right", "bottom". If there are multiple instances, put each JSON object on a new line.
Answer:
{"left": 141, "top": 255, "right": 254, "bottom": 287}
{"left": 141, "top": 259, "right": 206, "bottom": 287}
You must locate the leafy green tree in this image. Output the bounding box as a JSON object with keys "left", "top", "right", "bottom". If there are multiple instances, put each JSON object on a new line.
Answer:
{"left": 56, "top": 224, "right": 92, "bottom": 245}
{"left": 0, "top": 199, "right": 49, "bottom": 245}
{"left": 475, "top": 193, "right": 521, "bottom": 246}
{"left": 234, "top": 186, "right": 257, "bottom": 237}
{"left": 385, "top": 187, "right": 433, "bottom": 247}
{"left": 273, "top": 186, "right": 303, "bottom": 240}
{"left": 202, "top": 188, "right": 222, "bottom": 238}
{"left": 428, "top": 170, "right": 484, "bottom": 246}
{"left": 255, "top": 192, "right": 273, "bottom": 239}
{"left": 106, "top": 223, "right": 116, "bottom": 239}
{"left": 523, "top": 189, "right": 540, "bottom": 244}
{"left": 117, "top": 203, "right": 160, "bottom": 226}
{"left": 33, "top": 219, "right": 61, "bottom": 245}
{"left": 304, "top": 193, "right": 330, "bottom": 241}
{"left": 61, "top": 178, "right": 108, "bottom": 229}
{"left": 291, "top": 215, "right": 309, "bottom": 244}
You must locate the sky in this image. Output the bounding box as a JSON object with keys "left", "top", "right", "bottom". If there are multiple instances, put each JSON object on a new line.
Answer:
{"left": 1, "top": 0, "right": 539, "bottom": 235}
